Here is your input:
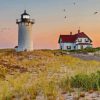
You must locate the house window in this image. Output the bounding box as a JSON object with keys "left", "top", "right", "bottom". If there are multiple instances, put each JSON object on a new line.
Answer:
{"left": 60, "top": 46, "right": 62, "bottom": 50}
{"left": 85, "top": 39, "right": 89, "bottom": 42}
{"left": 78, "top": 39, "right": 82, "bottom": 42}
{"left": 67, "top": 46, "right": 71, "bottom": 50}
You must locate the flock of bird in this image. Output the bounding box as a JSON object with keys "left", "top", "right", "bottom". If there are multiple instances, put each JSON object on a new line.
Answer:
{"left": 0, "top": 1, "right": 99, "bottom": 32}
{"left": 63, "top": 1, "right": 77, "bottom": 20}
{"left": 0, "top": 28, "right": 10, "bottom": 32}
{"left": 63, "top": 1, "right": 99, "bottom": 20}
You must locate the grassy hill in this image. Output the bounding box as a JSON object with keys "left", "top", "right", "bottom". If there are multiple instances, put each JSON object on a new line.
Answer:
{"left": 0, "top": 49, "right": 100, "bottom": 100}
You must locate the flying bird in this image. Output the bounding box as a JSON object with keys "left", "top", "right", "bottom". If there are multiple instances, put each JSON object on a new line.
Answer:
{"left": 63, "top": 9, "right": 66, "bottom": 12}
{"left": 73, "top": 2, "right": 76, "bottom": 5}
{"left": 64, "top": 16, "right": 67, "bottom": 19}
{"left": 94, "top": 12, "right": 98, "bottom": 15}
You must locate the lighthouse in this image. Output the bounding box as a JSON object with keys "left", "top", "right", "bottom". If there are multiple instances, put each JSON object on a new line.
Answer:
{"left": 16, "top": 10, "right": 35, "bottom": 51}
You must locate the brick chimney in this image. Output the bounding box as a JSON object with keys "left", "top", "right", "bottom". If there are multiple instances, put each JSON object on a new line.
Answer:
{"left": 78, "top": 29, "right": 80, "bottom": 33}
{"left": 70, "top": 32, "right": 72, "bottom": 35}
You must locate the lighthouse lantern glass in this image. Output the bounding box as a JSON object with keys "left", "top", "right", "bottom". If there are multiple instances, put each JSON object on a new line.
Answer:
{"left": 23, "top": 15, "right": 30, "bottom": 19}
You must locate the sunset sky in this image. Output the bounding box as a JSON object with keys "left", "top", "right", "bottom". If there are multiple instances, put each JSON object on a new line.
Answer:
{"left": 0, "top": 0, "right": 100, "bottom": 49}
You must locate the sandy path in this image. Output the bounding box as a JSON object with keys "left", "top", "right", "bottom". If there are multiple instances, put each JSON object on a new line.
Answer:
{"left": 71, "top": 54, "right": 100, "bottom": 61}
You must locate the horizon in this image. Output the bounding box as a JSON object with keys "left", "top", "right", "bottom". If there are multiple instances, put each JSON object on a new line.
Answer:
{"left": 0, "top": 0, "right": 100, "bottom": 49}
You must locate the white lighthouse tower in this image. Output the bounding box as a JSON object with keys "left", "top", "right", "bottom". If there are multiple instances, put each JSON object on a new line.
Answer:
{"left": 16, "top": 10, "right": 35, "bottom": 51}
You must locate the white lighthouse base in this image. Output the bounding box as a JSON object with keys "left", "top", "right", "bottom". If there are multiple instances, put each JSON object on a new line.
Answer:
{"left": 15, "top": 46, "right": 33, "bottom": 52}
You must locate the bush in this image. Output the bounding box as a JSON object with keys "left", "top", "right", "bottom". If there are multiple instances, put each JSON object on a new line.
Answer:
{"left": 71, "top": 71, "right": 100, "bottom": 90}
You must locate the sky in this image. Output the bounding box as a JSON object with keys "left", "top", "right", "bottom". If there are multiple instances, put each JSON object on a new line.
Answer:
{"left": 0, "top": 0, "right": 100, "bottom": 49}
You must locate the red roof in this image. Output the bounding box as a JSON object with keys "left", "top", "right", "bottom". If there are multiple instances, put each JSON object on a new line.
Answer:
{"left": 59, "top": 32, "right": 92, "bottom": 43}
{"left": 76, "top": 32, "right": 90, "bottom": 38}
{"left": 59, "top": 35, "right": 76, "bottom": 43}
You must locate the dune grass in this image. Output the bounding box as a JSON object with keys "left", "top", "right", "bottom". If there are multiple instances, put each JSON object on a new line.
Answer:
{"left": 0, "top": 49, "right": 100, "bottom": 99}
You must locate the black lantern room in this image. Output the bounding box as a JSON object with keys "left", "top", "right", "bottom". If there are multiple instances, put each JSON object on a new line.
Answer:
{"left": 16, "top": 10, "right": 35, "bottom": 24}
{"left": 21, "top": 10, "right": 30, "bottom": 22}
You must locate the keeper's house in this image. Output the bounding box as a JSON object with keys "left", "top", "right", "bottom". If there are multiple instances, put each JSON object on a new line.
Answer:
{"left": 58, "top": 30, "right": 92, "bottom": 50}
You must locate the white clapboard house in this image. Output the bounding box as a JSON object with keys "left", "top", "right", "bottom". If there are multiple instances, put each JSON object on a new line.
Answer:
{"left": 58, "top": 30, "right": 92, "bottom": 50}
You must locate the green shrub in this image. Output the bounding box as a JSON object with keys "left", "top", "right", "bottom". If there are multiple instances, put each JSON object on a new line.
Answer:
{"left": 71, "top": 71, "right": 100, "bottom": 90}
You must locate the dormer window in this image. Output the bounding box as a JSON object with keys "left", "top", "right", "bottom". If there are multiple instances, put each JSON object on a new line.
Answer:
{"left": 78, "top": 39, "right": 82, "bottom": 42}
{"left": 85, "top": 39, "right": 89, "bottom": 42}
